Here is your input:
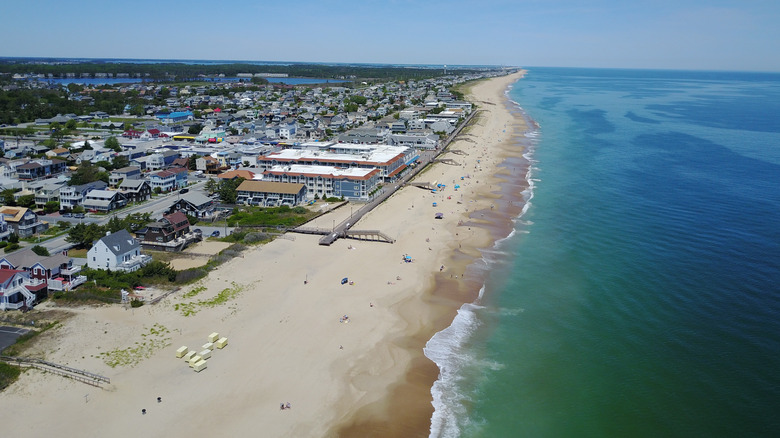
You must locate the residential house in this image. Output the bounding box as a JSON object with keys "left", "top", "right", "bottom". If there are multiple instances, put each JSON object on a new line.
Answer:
{"left": 167, "top": 192, "right": 215, "bottom": 219}
{"left": 109, "top": 166, "right": 142, "bottom": 187}
{"left": 236, "top": 180, "right": 307, "bottom": 207}
{"left": 59, "top": 181, "right": 108, "bottom": 211}
{"left": 217, "top": 169, "right": 255, "bottom": 181}
{"left": 215, "top": 151, "right": 243, "bottom": 168}
{"left": 389, "top": 120, "right": 407, "bottom": 133}
{"left": 118, "top": 179, "right": 152, "bottom": 203}
{"left": 87, "top": 229, "right": 151, "bottom": 272}
{"left": 150, "top": 167, "right": 187, "bottom": 192}
{"left": 146, "top": 151, "right": 179, "bottom": 171}
{"left": 0, "top": 270, "right": 39, "bottom": 311}
{"left": 169, "top": 167, "right": 188, "bottom": 189}
{"left": 33, "top": 180, "right": 66, "bottom": 209}
{"left": 16, "top": 158, "right": 67, "bottom": 181}
{"left": 171, "top": 157, "right": 189, "bottom": 169}
{"left": 0, "top": 248, "right": 87, "bottom": 295}
{"left": 45, "top": 147, "right": 70, "bottom": 159}
{"left": 150, "top": 170, "right": 176, "bottom": 193}
{"left": 0, "top": 214, "right": 10, "bottom": 241}
{"left": 83, "top": 189, "right": 128, "bottom": 212}
{"left": 0, "top": 206, "right": 48, "bottom": 238}
{"left": 136, "top": 211, "right": 198, "bottom": 252}
{"left": 195, "top": 155, "right": 221, "bottom": 174}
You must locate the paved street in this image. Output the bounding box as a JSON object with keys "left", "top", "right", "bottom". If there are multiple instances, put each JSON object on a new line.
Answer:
{"left": 33, "top": 179, "right": 213, "bottom": 253}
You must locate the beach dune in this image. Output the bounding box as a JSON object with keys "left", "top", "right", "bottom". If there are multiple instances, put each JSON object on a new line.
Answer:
{"left": 0, "top": 71, "right": 527, "bottom": 438}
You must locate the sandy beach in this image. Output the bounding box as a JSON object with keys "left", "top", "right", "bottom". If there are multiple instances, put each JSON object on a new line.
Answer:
{"left": 0, "top": 71, "right": 528, "bottom": 438}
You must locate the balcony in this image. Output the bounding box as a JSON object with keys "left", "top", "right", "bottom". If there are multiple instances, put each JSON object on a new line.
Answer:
{"left": 116, "top": 254, "right": 152, "bottom": 272}
{"left": 48, "top": 275, "right": 88, "bottom": 292}
{"left": 61, "top": 265, "right": 82, "bottom": 276}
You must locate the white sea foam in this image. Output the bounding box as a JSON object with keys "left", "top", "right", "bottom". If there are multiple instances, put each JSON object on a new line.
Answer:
{"left": 428, "top": 80, "right": 540, "bottom": 438}
{"left": 426, "top": 299, "right": 485, "bottom": 438}
{"left": 497, "top": 307, "right": 526, "bottom": 316}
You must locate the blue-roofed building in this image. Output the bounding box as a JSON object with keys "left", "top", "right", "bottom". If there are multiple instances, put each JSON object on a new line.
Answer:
{"left": 156, "top": 110, "right": 194, "bottom": 124}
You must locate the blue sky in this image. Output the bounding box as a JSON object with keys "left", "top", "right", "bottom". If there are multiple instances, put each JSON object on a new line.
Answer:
{"left": 3, "top": 0, "right": 779, "bottom": 71}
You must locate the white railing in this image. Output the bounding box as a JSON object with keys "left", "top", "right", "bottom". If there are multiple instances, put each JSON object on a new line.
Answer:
{"left": 69, "top": 275, "right": 87, "bottom": 289}
{"left": 61, "top": 265, "right": 82, "bottom": 276}
{"left": 117, "top": 255, "right": 152, "bottom": 272}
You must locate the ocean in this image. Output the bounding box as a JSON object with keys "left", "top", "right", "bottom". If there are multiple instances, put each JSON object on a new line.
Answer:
{"left": 425, "top": 67, "right": 780, "bottom": 438}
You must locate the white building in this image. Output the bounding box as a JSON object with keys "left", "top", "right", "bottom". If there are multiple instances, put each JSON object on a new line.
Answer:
{"left": 87, "top": 229, "right": 151, "bottom": 272}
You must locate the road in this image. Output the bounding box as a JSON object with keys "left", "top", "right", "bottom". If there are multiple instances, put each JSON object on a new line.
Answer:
{"left": 34, "top": 179, "right": 215, "bottom": 254}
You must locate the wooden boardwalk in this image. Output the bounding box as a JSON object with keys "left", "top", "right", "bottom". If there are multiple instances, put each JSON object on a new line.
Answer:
{"left": 1, "top": 355, "right": 110, "bottom": 387}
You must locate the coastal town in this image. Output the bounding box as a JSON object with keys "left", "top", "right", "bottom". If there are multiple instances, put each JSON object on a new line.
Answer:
{"left": 0, "top": 66, "right": 514, "bottom": 312}
{"left": 0, "top": 57, "right": 529, "bottom": 438}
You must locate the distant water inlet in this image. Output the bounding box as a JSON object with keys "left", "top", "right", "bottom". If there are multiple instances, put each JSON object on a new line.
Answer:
{"left": 427, "top": 68, "right": 780, "bottom": 438}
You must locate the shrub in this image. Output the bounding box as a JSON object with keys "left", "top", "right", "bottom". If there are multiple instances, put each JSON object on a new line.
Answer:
{"left": 243, "top": 232, "right": 268, "bottom": 244}
{"left": 176, "top": 268, "right": 208, "bottom": 284}
{"left": 4, "top": 243, "right": 20, "bottom": 253}
{"left": 130, "top": 299, "right": 144, "bottom": 308}
{"left": 0, "top": 242, "right": 7, "bottom": 249}
{"left": 0, "top": 362, "right": 22, "bottom": 391}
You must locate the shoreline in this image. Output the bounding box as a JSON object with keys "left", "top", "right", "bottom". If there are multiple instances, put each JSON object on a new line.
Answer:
{"left": 334, "top": 71, "right": 532, "bottom": 437}
{"left": 0, "top": 71, "right": 530, "bottom": 438}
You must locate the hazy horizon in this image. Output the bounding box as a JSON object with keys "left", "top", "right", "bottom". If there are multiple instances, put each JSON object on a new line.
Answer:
{"left": 4, "top": 1, "right": 779, "bottom": 72}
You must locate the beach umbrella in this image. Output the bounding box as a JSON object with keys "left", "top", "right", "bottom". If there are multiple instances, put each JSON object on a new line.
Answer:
{"left": 455, "top": 184, "right": 460, "bottom": 189}
{"left": 341, "top": 277, "right": 348, "bottom": 285}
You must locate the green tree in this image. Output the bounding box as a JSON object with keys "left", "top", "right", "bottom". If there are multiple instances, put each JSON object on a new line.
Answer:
{"left": 349, "top": 95, "right": 367, "bottom": 105}
{"left": 16, "top": 195, "right": 35, "bottom": 208}
{"left": 1, "top": 189, "right": 17, "bottom": 206}
{"left": 111, "top": 154, "right": 129, "bottom": 170}
{"left": 65, "top": 119, "right": 77, "bottom": 131}
{"left": 188, "top": 123, "right": 203, "bottom": 135}
{"left": 44, "top": 201, "right": 59, "bottom": 214}
{"left": 30, "top": 245, "right": 50, "bottom": 256}
{"left": 218, "top": 177, "right": 244, "bottom": 204}
{"left": 50, "top": 122, "right": 65, "bottom": 142}
{"left": 66, "top": 223, "right": 106, "bottom": 249}
{"left": 9, "top": 233, "right": 19, "bottom": 244}
{"left": 205, "top": 178, "right": 218, "bottom": 194}
{"left": 188, "top": 155, "right": 200, "bottom": 171}
{"left": 69, "top": 161, "right": 107, "bottom": 186}
{"left": 105, "top": 136, "right": 121, "bottom": 152}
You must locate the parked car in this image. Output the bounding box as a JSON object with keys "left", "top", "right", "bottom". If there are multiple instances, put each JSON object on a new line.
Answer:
{"left": 210, "top": 230, "right": 220, "bottom": 237}
{"left": 180, "top": 188, "right": 189, "bottom": 194}
{"left": 74, "top": 213, "right": 85, "bottom": 218}
{"left": 62, "top": 212, "right": 73, "bottom": 217}
{"left": 193, "top": 228, "right": 202, "bottom": 235}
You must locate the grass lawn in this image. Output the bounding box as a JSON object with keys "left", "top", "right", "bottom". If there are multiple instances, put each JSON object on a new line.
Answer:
{"left": 67, "top": 248, "right": 88, "bottom": 258}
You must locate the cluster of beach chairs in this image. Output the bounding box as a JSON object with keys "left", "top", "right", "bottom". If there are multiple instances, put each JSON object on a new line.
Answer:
{"left": 175, "top": 332, "right": 228, "bottom": 372}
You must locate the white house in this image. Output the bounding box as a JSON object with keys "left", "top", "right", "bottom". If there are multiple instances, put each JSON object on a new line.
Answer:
{"left": 87, "top": 229, "right": 151, "bottom": 272}
{"left": 0, "top": 270, "right": 38, "bottom": 311}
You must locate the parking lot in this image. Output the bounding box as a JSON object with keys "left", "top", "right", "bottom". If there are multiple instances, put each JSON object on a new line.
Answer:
{"left": 0, "top": 326, "right": 30, "bottom": 353}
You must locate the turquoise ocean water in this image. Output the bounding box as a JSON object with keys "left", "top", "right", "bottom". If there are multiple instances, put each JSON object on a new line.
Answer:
{"left": 425, "top": 68, "right": 780, "bottom": 437}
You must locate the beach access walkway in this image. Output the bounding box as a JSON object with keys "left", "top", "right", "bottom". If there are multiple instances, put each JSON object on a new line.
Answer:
{"left": 290, "top": 108, "right": 480, "bottom": 246}
{"left": 0, "top": 355, "right": 111, "bottom": 387}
